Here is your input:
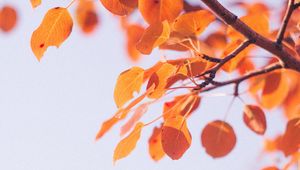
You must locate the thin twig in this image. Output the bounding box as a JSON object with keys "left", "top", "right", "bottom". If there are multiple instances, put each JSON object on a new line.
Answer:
{"left": 276, "top": 0, "right": 295, "bottom": 45}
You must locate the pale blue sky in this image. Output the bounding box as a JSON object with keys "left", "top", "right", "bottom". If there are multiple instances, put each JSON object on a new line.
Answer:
{"left": 0, "top": 0, "right": 289, "bottom": 170}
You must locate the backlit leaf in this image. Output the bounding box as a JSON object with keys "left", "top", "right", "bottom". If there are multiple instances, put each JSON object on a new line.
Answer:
{"left": 201, "top": 120, "right": 236, "bottom": 158}
{"left": 261, "top": 167, "right": 280, "bottom": 170}
{"left": 147, "top": 63, "right": 177, "bottom": 99}
{"left": 125, "top": 24, "right": 145, "bottom": 61}
{"left": 31, "top": 7, "right": 73, "bottom": 60}
{"left": 243, "top": 105, "right": 267, "bottom": 135}
{"left": 138, "top": 0, "right": 183, "bottom": 24}
{"left": 161, "top": 115, "right": 192, "bottom": 160}
{"left": 261, "top": 70, "right": 289, "bottom": 109}
{"left": 278, "top": 118, "right": 300, "bottom": 156}
{"left": 30, "top": 0, "right": 41, "bottom": 8}
{"left": 113, "top": 122, "right": 144, "bottom": 162}
{"left": 114, "top": 67, "right": 144, "bottom": 108}
{"left": 136, "top": 20, "right": 170, "bottom": 55}
{"left": 100, "top": 0, "right": 137, "bottom": 16}
{"left": 76, "top": 0, "right": 99, "bottom": 34}
{"left": 173, "top": 10, "right": 215, "bottom": 36}
{"left": 0, "top": 5, "right": 18, "bottom": 32}
{"left": 148, "top": 126, "right": 165, "bottom": 161}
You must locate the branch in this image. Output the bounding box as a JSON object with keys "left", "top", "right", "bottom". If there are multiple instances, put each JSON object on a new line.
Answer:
{"left": 197, "top": 40, "right": 252, "bottom": 88}
{"left": 200, "top": 0, "right": 300, "bottom": 72}
{"left": 276, "top": 0, "right": 295, "bottom": 44}
{"left": 199, "top": 63, "right": 283, "bottom": 93}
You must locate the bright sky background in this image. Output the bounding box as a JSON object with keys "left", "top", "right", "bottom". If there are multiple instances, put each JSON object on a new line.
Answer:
{"left": 0, "top": 0, "right": 290, "bottom": 170}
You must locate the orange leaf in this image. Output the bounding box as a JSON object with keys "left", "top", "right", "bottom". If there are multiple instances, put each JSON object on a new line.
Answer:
{"left": 147, "top": 63, "right": 177, "bottom": 99}
{"left": 227, "top": 13, "right": 269, "bottom": 41}
{"left": 31, "top": 7, "right": 73, "bottom": 60}
{"left": 100, "top": 0, "right": 136, "bottom": 16}
{"left": 138, "top": 0, "right": 183, "bottom": 24}
{"left": 278, "top": 118, "right": 300, "bottom": 156}
{"left": 120, "top": 103, "right": 148, "bottom": 136}
{"left": 243, "top": 105, "right": 267, "bottom": 135}
{"left": 136, "top": 20, "right": 170, "bottom": 55}
{"left": 261, "top": 167, "right": 280, "bottom": 170}
{"left": 114, "top": 67, "right": 144, "bottom": 108}
{"left": 261, "top": 70, "right": 289, "bottom": 109}
{"left": 0, "top": 6, "right": 18, "bottom": 32}
{"left": 30, "top": 0, "right": 41, "bottom": 8}
{"left": 113, "top": 122, "right": 144, "bottom": 162}
{"left": 161, "top": 115, "right": 192, "bottom": 160}
{"left": 173, "top": 10, "right": 215, "bottom": 36}
{"left": 148, "top": 125, "right": 165, "bottom": 161}
{"left": 76, "top": 0, "right": 99, "bottom": 34}
{"left": 201, "top": 120, "right": 236, "bottom": 158}
{"left": 125, "top": 24, "right": 145, "bottom": 61}
{"left": 95, "top": 112, "right": 120, "bottom": 140}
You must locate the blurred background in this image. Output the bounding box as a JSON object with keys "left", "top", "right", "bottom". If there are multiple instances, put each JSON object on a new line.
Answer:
{"left": 0, "top": 0, "right": 291, "bottom": 170}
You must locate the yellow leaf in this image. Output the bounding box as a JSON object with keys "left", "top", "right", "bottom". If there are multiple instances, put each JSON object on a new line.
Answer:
{"left": 30, "top": 0, "right": 41, "bottom": 8}
{"left": 114, "top": 67, "right": 144, "bottom": 108}
{"left": 173, "top": 10, "right": 215, "bottom": 36}
{"left": 136, "top": 20, "right": 170, "bottom": 55}
{"left": 31, "top": 7, "right": 73, "bottom": 60}
{"left": 113, "top": 122, "right": 144, "bottom": 162}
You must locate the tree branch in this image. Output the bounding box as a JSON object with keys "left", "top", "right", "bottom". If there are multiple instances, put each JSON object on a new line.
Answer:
{"left": 200, "top": 0, "right": 300, "bottom": 72}
{"left": 276, "top": 0, "right": 295, "bottom": 44}
{"left": 199, "top": 63, "right": 283, "bottom": 93}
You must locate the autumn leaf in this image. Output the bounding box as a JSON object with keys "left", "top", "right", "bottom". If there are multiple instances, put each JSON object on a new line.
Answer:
{"left": 173, "top": 10, "right": 215, "bottom": 36}
{"left": 136, "top": 20, "right": 170, "bottom": 55}
{"left": 0, "top": 6, "right": 18, "bottom": 32}
{"left": 30, "top": 0, "right": 41, "bottom": 8}
{"left": 161, "top": 115, "right": 192, "bottom": 160}
{"left": 261, "top": 167, "right": 280, "bottom": 170}
{"left": 76, "top": 0, "right": 99, "bottom": 34}
{"left": 31, "top": 7, "right": 73, "bottom": 60}
{"left": 147, "top": 63, "right": 177, "bottom": 99}
{"left": 113, "top": 122, "right": 144, "bottom": 163}
{"left": 114, "top": 67, "right": 144, "bottom": 108}
{"left": 138, "top": 0, "right": 183, "bottom": 24}
{"left": 100, "top": 0, "right": 137, "bottom": 16}
{"left": 243, "top": 105, "right": 267, "bottom": 135}
{"left": 125, "top": 24, "right": 145, "bottom": 61}
{"left": 148, "top": 125, "right": 165, "bottom": 161}
{"left": 261, "top": 70, "right": 289, "bottom": 109}
{"left": 201, "top": 120, "right": 236, "bottom": 158}
{"left": 278, "top": 118, "right": 300, "bottom": 156}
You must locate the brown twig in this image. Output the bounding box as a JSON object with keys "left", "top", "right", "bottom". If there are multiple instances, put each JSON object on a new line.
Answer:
{"left": 200, "top": 0, "right": 300, "bottom": 72}
{"left": 198, "top": 63, "right": 283, "bottom": 93}
{"left": 276, "top": 0, "right": 295, "bottom": 45}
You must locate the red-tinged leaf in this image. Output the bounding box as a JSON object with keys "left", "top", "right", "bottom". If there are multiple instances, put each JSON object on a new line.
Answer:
{"left": 201, "top": 120, "right": 236, "bottom": 158}
{"left": 125, "top": 24, "right": 145, "bottom": 61}
{"left": 144, "top": 62, "right": 163, "bottom": 81}
{"left": 120, "top": 103, "right": 148, "bottom": 136}
{"left": 278, "top": 118, "right": 300, "bottom": 156}
{"left": 0, "top": 6, "right": 18, "bottom": 32}
{"left": 100, "top": 0, "right": 136, "bottom": 16}
{"left": 261, "top": 166, "right": 280, "bottom": 170}
{"left": 113, "top": 122, "right": 144, "bottom": 162}
{"left": 76, "top": 0, "right": 99, "bottom": 34}
{"left": 114, "top": 67, "right": 144, "bottom": 108}
{"left": 138, "top": 0, "right": 183, "bottom": 24}
{"left": 243, "top": 105, "right": 267, "bottom": 135}
{"left": 148, "top": 126, "right": 165, "bottom": 161}
{"left": 173, "top": 10, "right": 215, "bottom": 36}
{"left": 161, "top": 115, "right": 192, "bottom": 160}
{"left": 95, "top": 113, "right": 120, "bottom": 140}
{"left": 261, "top": 70, "right": 289, "bottom": 109}
{"left": 30, "top": 0, "right": 41, "bottom": 8}
{"left": 31, "top": 7, "right": 73, "bottom": 60}
{"left": 205, "top": 32, "right": 227, "bottom": 50}
{"left": 136, "top": 21, "right": 170, "bottom": 55}
{"left": 147, "top": 63, "right": 177, "bottom": 99}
